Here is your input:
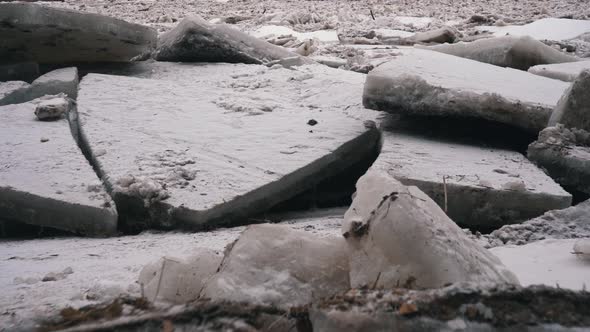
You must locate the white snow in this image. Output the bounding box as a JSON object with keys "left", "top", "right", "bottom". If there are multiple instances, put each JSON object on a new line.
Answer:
{"left": 477, "top": 18, "right": 590, "bottom": 41}
{"left": 491, "top": 239, "right": 590, "bottom": 290}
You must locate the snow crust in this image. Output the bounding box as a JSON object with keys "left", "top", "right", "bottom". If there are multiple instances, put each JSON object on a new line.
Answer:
{"left": 251, "top": 25, "right": 339, "bottom": 43}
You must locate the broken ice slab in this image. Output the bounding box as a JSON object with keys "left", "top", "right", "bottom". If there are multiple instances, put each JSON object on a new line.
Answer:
{"left": 421, "top": 36, "right": 579, "bottom": 70}
{"left": 529, "top": 60, "right": 590, "bottom": 82}
{"left": 476, "top": 18, "right": 590, "bottom": 41}
{"left": 363, "top": 48, "right": 570, "bottom": 133}
{"left": 201, "top": 224, "right": 349, "bottom": 308}
{"left": 367, "top": 116, "right": 571, "bottom": 229}
{"left": 154, "top": 16, "right": 312, "bottom": 66}
{"left": 343, "top": 170, "right": 519, "bottom": 289}
{"left": 75, "top": 63, "right": 380, "bottom": 231}
{"left": 0, "top": 3, "right": 157, "bottom": 63}
{"left": 27, "top": 67, "right": 79, "bottom": 101}
{"left": 549, "top": 69, "right": 590, "bottom": 132}
{"left": 0, "top": 102, "right": 117, "bottom": 236}
{"left": 0, "top": 81, "right": 29, "bottom": 106}
{"left": 527, "top": 125, "right": 590, "bottom": 195}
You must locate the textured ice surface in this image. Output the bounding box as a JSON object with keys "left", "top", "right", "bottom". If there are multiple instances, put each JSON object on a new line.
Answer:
{"left": 549, "top": 69, "right": 590, "bottom": 132}
{"left": 342, "top": 170, "right": 519, "bottom": 289}
{"left": 0, "top": 81, "right": 29, "bottom": 106}
{"left": 76, "top": 63, "right": 379, "bottom": 230}
{"left": 201, "top": 223, "right": 349, "bottom": 307}
{"left": 363, "top": 48, "right": 569, "bottom": 132}
{"left": 0, "top": 102, "right": 117, "bottom": 235}
{"left": 529, "top": 60, "right": 590, "bottom": 82}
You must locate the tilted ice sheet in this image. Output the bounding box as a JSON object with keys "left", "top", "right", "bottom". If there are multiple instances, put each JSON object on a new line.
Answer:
{"left": 0, "top": 102, "right": 116, "bottom": 235}
{"left": 76, "top": 63, "right": 379, "bottom": 229}
{"left": 363, "top": 48, "right": 569, "bottom": 132}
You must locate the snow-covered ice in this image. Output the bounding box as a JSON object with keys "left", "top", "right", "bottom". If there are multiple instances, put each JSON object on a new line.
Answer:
{"left": 363, "top": 48, "right": 570, "bottom": 132}
{"left": 0, "top": 81, "right": 29, "bottom": 106}
{"left": 491, "top": 239, "right": 590, "bottom": 291}
{"left": 422, "top": 35, "right": 579, "bottom": 70}
{"left": 75, "top": 63, "right": 379, "bottom": 231}
{"left": 369, "top": 117, "right": 571, "bottom": 228}
{"left": 0, "top": 212, "right": 342, "bottom": 330}
{"left": 477, "top": 18, "right": 590, "bottom": 41}
{"left": 529, "top": 60, "right": 590, "bottom": 82}
{"left": 251, "top": 25, "right": 339, "bottom": 43}
{"left": 549, "top": 69, "right": 590, "bottom": 132}
{"left": 0, "top": 102, "right": 117, "bottom": 236}
{"left": 342, "top": 170, "right": 519, "bottom": 289}
{"left": 27, "top": 67, "right": 79, "bottom": 101}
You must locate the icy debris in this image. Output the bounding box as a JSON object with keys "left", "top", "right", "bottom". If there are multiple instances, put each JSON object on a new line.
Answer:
{"left": 34, "top": 97, "right": 71, "bottom": 121}
{"left": 363, "top": 48, "right": 569, "bottom": 132}
{"left": 42, "top": 267, "right": 74, "bottom": 282}
{"left": 201, "top": 224, "right": 349, "bottom": 307}
{"left": 477, "top": 18, "right": 590, "bottom": 41}
{"left": 116, "top": 175, "right": 170, "bottom": 207}
{"left": 0, "top": 62, "right": 39, "bottom": 82}
{"left": 250, "top": 25, "right": 339, "bottom": 44}
{"left": 529, "top": 60, "right": 590, "bottom": 82}
{"left": 27, "top": 67, "right": 79, "bottom": 100}
{"left": 342, "top": 170, "right": 519, "bottom": 289}
{"left": 368, "top": 119, "right": 571, "bottom": 229}
{"left": 310, "top": 55, "right": 347, "bottom": 68}
{"left": 138, "top": 250, "right": 223, "bottom": 304}
{"left": 573, "top": 239, "right": 590, "bottom": 258}
{"left": 528, "top": 125, "right": 590, "bottom": 195}
{"left": 154, "top": 16, "right": 311, "bottom": 67}
{"left": 0, "top": 3, "right": 156, "bottom": 63}
{"left": 0, "top": 102, "right": 117, "bottom": 236}
{"left": 549, "top": 69, "right": 590, "bottom": 132}
{"left": 0, "top": 81, "right": 29, "bottom": 106}
{"left": 422, "top": 36, "right": 579, "bottom": 70}
{"left": 472, "top": 199, "right": 590, "bottom": 248}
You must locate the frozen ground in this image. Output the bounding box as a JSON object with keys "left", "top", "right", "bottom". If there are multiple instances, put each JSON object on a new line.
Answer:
{"left": 2, "top": 209, "right": 589, "bottom": 331}
{"left": 0, "top": 210, "right": 343, "bottom": 331}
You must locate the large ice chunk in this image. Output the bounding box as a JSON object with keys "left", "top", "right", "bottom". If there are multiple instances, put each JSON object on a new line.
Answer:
{"left": 27, "top": 67, "right": 79, "bottom": 100}
{"left": 342, "top": 170, "right": 519, "bottom": 289}
{"left": 138, "top": 249, "right": 223, "bottom": 304}
{"left": 0, "top": 3, "right": 156, "bottom": 63}
{"left": 548, "top": 69, "right": 590, "bottom": 132}
{"left": 527, "top": 125, "right": 590, "bottom": 195}
{"left": 201, "top": 224, "right": 349, "bottom": 307}
{"left": 368, "top": 116, "right": 571, "bottom": 228}
{"left": 154, "top": 16, "right": 310, "bottom": 66}
{"left": 422, "top": 36, "right": 579, "bottom": 70}
{"left": 363, "top": 48, "right": 569, "bottom": 132}
{"left": 76, "top": 63, "right": 379, "bottom": 231}
{"left": 529, "top": 60, "right": 590, "bottom": 82}
{"left": 0, "top": 102, "right": 117, "bottom": 236}
{"left": 0, "top": 81, "right": 29, "bottom": 106}
{"left": 477, "top": 18, "right": 590, "bottom": 41}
